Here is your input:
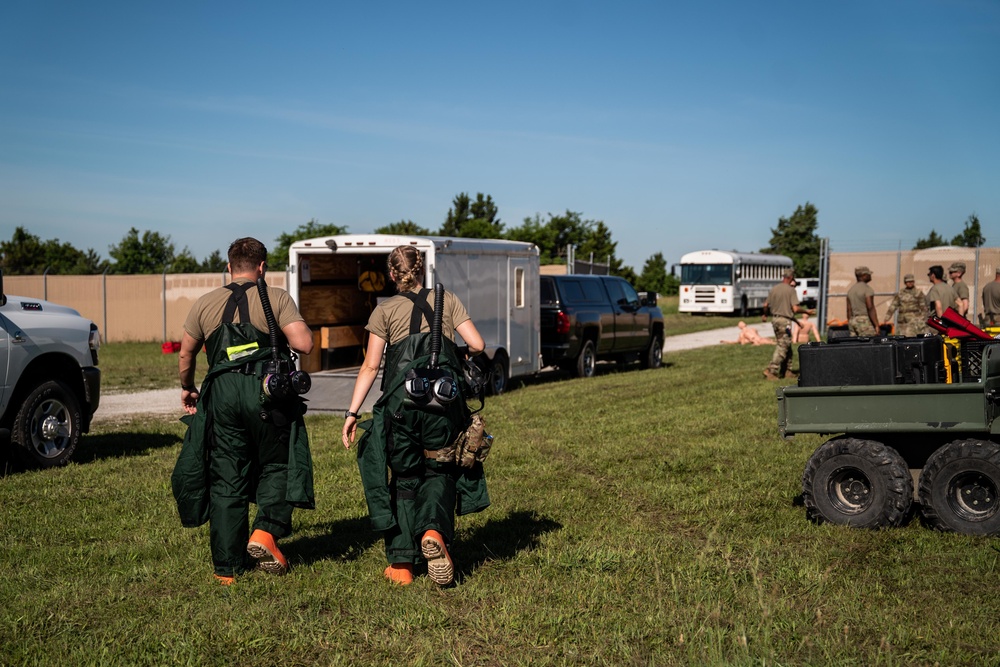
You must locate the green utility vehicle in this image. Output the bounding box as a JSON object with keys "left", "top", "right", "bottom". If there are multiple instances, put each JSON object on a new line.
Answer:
{"left": 778, "top": 343, "right": 1000, "bottom": 536}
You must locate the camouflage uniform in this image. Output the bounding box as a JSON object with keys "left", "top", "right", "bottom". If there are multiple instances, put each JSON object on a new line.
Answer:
{"left": 847, "top": 276, "right": 877, "bottom": 337}
{"left": 764, "top": 281, "right": 798, "bottom": 377}
{"left": 884, "top": 283, "right": 927, "bottom": 337}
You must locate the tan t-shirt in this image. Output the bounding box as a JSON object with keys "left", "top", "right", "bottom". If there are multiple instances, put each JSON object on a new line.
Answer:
{"left": 846, "top": 281, "right": 874, "bottom": 318}
{"left": 765, "top": 282, "right": 798, "bottom": 319}
{"left": 366, "top": 288, "right": 471, "bottom": 346}
{"left": 183, "top": 278, "right": 304, "bottom": 341}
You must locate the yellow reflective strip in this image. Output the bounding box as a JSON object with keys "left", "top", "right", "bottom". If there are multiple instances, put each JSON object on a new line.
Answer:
{"left": 226, "top": 342, "right": 260, "bottom": 361}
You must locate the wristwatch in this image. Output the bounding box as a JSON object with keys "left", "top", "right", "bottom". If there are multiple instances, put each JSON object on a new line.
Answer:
{"left": 344, "top": 410, "right": 360, "bottom": 419}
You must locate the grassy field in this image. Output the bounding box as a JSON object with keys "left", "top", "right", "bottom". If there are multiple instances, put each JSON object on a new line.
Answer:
{"left": 4, "top": 342, "right": 998, "bottom": 665}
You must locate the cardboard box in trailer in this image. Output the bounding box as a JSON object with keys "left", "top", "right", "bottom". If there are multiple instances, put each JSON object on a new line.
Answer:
{"left": 287, "top": 234, "right": 541, "bottom": 393}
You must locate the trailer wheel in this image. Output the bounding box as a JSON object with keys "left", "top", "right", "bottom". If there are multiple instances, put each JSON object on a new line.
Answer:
{"left": 487, "top": 352, "right": 508, "bottom": 396}
{"left": 641, "top": 332, "right": 663, "bottom": 370}
{"left": 918, "top": 439, "right": 1000, "bottom": 536}
{"left": 802, "top": 437, "right": 912, "bottom": 529}
{"left": 574, "top": 340, "right": 596, "bottom": 378}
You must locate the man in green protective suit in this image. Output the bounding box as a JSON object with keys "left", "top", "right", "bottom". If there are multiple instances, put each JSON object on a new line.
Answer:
{"left": 172, "top": 237, "right": 315, "bottom": 585}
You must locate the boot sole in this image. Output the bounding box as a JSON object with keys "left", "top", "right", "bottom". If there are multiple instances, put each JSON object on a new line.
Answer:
{"left": 421, "top": 535, "right": 454, "bottom": 585}
{"left": 247, "top": 542, "right": 288, "bottom": 575}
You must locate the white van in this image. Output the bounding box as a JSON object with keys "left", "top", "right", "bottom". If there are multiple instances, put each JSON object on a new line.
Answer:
{"left": 286, "top": 234, "right": 541, "bottom": 393}
{"left": 796, "top": 278, "right": 820, "bottom": 308}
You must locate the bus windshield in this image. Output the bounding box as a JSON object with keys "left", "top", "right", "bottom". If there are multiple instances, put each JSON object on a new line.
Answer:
{"left": 681, "top": 263, "right": 733, "bottom": 285}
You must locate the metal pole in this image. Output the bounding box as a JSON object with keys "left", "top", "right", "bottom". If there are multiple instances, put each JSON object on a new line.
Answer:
{"left": 102, "top": 267, "right": 108, "bottom": 343}
{"left": 162, "top": 264, "right": 170, "bottom": 342}
{"left": 818, "top": 238, "right": 830, "bottom": 339}
{"left": 43, "top": 266, "right": 50, "bottom": 300}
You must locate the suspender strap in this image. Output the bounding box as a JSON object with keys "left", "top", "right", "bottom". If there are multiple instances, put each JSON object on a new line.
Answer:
{"left": 397, "top": 289, "right": 434, "bottom": 334}
{"left": 222, "top": 282, "right": 255, "bottom": 324}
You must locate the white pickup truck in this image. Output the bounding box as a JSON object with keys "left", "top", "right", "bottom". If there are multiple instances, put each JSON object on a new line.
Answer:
{"left": 0, "top": 270, "right": 101, "bottom": 467}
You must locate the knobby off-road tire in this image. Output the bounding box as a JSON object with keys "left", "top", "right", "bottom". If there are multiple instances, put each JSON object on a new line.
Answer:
{"left": 488, "top": 351, "right": 508, "bottom": 396}
{"left": 574, "top": 340, "right": 597, "bottom": 378}
{"left": 918, "top": 439, "right": 1000, "bottom": 536}
{"left": 641, "top": 333, "right": 663, "bottom": 370}
{"left": 802, "top": 437, "right": 912, "bottom": 529}
{"left": 12, "top": 380, "right": 82, "bottom": 468}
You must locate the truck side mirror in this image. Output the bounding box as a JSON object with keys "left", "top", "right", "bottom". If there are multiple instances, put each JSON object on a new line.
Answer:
{"left": 643, "top": 292, "right": 657, "bottom": 307}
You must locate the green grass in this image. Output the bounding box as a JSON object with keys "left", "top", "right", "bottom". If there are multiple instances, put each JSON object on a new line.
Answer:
{"left": 659, "top": 294, "right": 752, "bottom": 336}
{"left": 99, "top": 342, "right": 208, "bottom": 393}
{"left": 4, "top": 344, "right": 998, "bottom": 665}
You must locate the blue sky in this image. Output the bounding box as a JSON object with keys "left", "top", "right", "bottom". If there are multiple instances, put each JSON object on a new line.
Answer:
{"left": 2, "top": 0, "right": 998, "bottom": 271}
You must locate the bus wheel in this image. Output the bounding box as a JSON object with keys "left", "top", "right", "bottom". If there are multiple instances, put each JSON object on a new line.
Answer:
{"left": 919, "top": 439, "right": 1000, "bottom": 536}
{"left": 802, "top": 437, "right": 912, "bottom": 529}
{"left": 739, "top": 296, "right": 748, "bottom": 318}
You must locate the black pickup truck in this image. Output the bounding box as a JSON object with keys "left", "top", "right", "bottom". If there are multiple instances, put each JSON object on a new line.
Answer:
{"left": 540, "top": 274, "right": 665, "bottom": 377}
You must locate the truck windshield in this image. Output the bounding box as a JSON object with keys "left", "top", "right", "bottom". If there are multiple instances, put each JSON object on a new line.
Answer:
{"left": 681, "top": 264, "right": 733, "bottom": 285}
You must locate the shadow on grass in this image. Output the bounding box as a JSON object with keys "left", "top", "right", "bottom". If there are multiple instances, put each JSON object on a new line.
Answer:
{"left": 76, "top": 431, "right": 182, "bottom": 463}
{"left": 289, "top": 517, "right": 381, "bottom": 565}
{"left": 454, "top": 509, "right": 562, "bottom": 582}
{"left": 509, "top": 361, "right": 673, "bottom": 392}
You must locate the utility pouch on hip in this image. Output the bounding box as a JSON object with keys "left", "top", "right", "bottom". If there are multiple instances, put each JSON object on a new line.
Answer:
{"left": 453, "top": 413, "right": 493, "bottom": 468}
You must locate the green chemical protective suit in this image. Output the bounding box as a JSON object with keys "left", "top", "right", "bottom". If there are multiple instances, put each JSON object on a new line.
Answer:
{"left": 356, "top": 294, "right": 490, "bottom": 564}
{"left": 171, "top": 282, "right": 314, "bottom": 577}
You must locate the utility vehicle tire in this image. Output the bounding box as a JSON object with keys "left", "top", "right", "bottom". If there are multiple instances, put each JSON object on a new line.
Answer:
{"left": 802, "top": 437, "right": 912, "bottom": 529}
{"left": 641, "top": 332, "right": 663, "bottom": 369}
{"left": 13, "top": 380, "right": 82, "bottom": 468}
{"left": 575, "top": 340, "right": 596, "bottom": 378}
{"left": 918, "top": 439, "right": 1000, "bottom": 536}
{"left": 488, "top": 352, "right": 508, "bottom": 396}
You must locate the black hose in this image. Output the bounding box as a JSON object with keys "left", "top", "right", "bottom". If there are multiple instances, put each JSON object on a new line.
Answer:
{"left": 257, "top": 277, "right": 280, "bottom": 364}
{"left": 430, "top": 282, "right": 444, "bottom": 369}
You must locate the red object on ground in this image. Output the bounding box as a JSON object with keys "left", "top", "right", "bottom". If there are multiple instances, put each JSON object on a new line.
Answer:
{"left": 161, "top": 341, "right": 182, "bottom": 354}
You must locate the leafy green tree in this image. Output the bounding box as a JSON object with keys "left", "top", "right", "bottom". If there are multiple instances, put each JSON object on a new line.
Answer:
{"left": 951, "top": 213, "right": 985, "bottom": 247}
{"left": 108, "top": 228, "right": 175, "bottom": 274}
{"left": 375, "top": 220, "right": 432, "bottom": 235}
{"left": 0, "top": 226, "right": 105, "bottom": 275}
{"left": 504, "top": 211, "right": 635, "bottom": 279}
{"left": 761, "top": 202, "right": 821, "bottom": 277}
{"left": 637, "top": 252, "right": 678, "bottom": 296}
{"left": 440, "top": 193, "right": 503, "bottom": 238}
{"left": 270, "top": 219, "right": 348, "bottom": 269}
{"left": 914, "top": 229, "right": 946, "bottom": 250}
{"left": 170, "top": 248, "right": 202, "bottom": 273}
{"left": 504, "top": 214, "right": 560, "bottom": 263}
{"left": 200, "top": 250, "right": 228, "bottom": 273}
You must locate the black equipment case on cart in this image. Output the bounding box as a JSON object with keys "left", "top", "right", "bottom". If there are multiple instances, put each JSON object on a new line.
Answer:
{"left": 799, "top": 335, "right": 944, "bottom": 387}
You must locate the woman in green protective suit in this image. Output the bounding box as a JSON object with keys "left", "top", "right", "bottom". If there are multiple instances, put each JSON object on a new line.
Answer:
{"left": 342, "top": 245, "right": 488, "bottom": 586}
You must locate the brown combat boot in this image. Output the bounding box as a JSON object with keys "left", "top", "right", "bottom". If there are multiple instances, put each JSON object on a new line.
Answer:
{"left": 763, "top": 369, "right": 781, "bottom": 380}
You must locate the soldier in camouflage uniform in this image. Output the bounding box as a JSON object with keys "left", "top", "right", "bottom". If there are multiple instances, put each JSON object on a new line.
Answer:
{"left": 762, "top": 268, "right": 811, "bottom": 380}
{"left": 882, "top": 274, "right": 928, "bottom": 337}
{"left": 949, "top": 262, "right": 970, "bottom": 319}
{"left": 847, "top": 266, "right": 879, "bottom": 336}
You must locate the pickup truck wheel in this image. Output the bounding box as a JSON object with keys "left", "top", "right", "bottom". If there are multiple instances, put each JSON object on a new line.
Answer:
{"left": 488, "top": 352, "right": 508, "bottom": 395}
{"left": 13, "top": 380, "right": 82, "bottom": 468}
{"left": 802, "top": 437, "right": 912, "bottom": 529}
{"left": 918, "top": 439, "right": 1000, "bottom": 536}
{"left": 641, "top": 333, "right": 663, "bottom": 369}
{"left": 575, "top": 340, "right": 597, "bottom": 378}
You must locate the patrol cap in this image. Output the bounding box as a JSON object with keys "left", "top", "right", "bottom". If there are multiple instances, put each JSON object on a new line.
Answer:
{"left": 855, "top": 265, "right": 871, "bottom": 275}
{"left": 948, "top": 262, "right": 966, "bottom": 273}
{"left": 782, "top": 268, "right": 795, "bottom": 278}
{"left": 903, "top": 273, "right": 914, "bottom": 282}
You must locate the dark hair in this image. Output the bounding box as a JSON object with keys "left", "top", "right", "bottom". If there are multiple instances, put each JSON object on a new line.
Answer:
{"left": 228, "top": 237, "right": 268, "bottom": 274}
{"left": 928, "top": 265, "right": 944, "bottom": 280}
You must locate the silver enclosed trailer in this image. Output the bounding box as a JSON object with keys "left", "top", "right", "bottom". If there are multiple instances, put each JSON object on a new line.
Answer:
{"left": 287, "top": 234, "right": 541, "bottom": 393}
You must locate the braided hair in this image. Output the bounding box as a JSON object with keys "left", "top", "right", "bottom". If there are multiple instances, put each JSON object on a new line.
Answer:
{"left": 387, "top": 245, "right": 424, "bottom": 292}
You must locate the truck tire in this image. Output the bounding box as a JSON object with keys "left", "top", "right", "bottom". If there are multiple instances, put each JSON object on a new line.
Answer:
{"left": 802, "top": 437, "right": 912, "bottom": 529}
{"left": 13, "top": 380, "right": 82, "bottom": 468}
{"left": 641, "top": 332, "right": 663, "bottom": 369}
{"left": 574, "top": 340, "right": 596, "bottom": 378}
{"left": 918, "top": 439, "right": 1000, "bottom": 536}
{"left": 488, "top": 352, "right": 508, "bottom": 395}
